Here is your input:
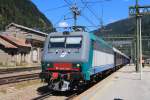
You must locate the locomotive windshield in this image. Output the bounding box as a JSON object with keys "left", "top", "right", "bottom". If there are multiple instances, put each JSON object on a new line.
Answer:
{"left": 66, "top": 37, "right": 82, "bottom": 48}
{"left": 49, "top": 36, "right": 82, "bottom": 48}
{"left": 49, "top": 37, "right": 65, "bottom": 48}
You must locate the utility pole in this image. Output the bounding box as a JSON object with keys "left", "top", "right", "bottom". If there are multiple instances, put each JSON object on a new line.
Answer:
{"left": 70, "top": 4, "right": 80, "bottom": 28}
{"left": 130, "top": 41, "right": 133, "bottom": 64}
{"left": 129, "top": 0, "right": 150, "bottom": 79}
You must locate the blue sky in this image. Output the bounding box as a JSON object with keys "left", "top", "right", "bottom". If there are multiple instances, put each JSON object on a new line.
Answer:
{"left": 31, "top": 0, "right": 150, "bottom": 30}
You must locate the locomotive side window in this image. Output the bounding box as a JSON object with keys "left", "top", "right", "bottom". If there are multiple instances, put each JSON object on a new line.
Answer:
{"left": 66, "top": 37, "right": 82, "bottom": 48}
{"left": 49, "top": 37, "right": 65, "bottom": 48}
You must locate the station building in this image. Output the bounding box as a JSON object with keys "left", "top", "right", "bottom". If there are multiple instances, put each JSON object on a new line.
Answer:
{"left": 0, "top": 23, "right": 47, "bottom": 67}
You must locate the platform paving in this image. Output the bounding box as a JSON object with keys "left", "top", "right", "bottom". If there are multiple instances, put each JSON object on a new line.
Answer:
{"left": 76, "top": 65, "right": 150, "bottom": 100}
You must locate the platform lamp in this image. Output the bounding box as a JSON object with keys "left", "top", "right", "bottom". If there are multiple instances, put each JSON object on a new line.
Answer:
{"left": 26, "top": 34, "right": 33, "bottom": 64}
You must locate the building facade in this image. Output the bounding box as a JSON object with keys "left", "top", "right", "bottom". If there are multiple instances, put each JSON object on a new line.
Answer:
{"left": 0, "top": 23, "right": 47, "bottom": 67}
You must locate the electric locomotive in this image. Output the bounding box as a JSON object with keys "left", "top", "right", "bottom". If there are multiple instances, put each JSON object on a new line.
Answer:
{"left": 40, "top": 28, "right": 130, "bottom": 91}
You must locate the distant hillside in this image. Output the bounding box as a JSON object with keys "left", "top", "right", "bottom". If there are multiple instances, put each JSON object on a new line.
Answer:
{"left": 94, "top": 15, "right": 150, "bottom": 57}
{"left": 94, "top": 15, "right": 150, "bottom": 37}
{"left": 0, "top": 0, "right": 54, "bottom": 33}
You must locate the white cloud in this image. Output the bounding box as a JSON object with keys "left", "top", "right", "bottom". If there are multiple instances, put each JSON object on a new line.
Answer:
{"left": 59, "top": 21, "right": 69, "bottom": 27}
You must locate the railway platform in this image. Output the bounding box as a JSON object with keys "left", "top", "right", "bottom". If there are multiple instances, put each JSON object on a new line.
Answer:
{"left": 76, "top": 65, "right": 150, "bottom": 100}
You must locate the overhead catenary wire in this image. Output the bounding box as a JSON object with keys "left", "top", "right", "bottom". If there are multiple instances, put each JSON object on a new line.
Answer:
{"left": 63, "top": 0, "right": 98, "bottom": 26}
{"left": 41, "top": 0, "right": 109, "bottom": 31}
{"left": 43, "top": 0, "right": 108, "bottom": 13}
{"left": 54, "top": 11, "right": 72, "bottom": 27}
{"left": 100, "top": 2, "right": 104, "bottom": 28}
{"left": 72, "top": 0, "right": 100, "bottom": 29}
{"left": 81, "top": 13, "right": 99, "bottom": 28}
{"left": 64, "top": 0, "right": 72, "bottom": 6}
{"left": 43, "top": 4, "right": 68, "bottom": 12}
{"left": 62, "top": 0, "right": 106, "bottom": 30}
{"left": 44, "top": 0, "right": 112, "bottom": 31}
{"left": 84, "top": 0, "right": 111, "bottom": 4}
{"left": 81, "top": 0, "right": 100, "bottom": 21}
{"left": 54, "top": 13, "right": 99, "bottom": 30}
{"left": 81, "top": 0, "right": 112, "bottom": 28}
{"left": 44, "top": 0, "right": 84, "bottom": 13}
{"left": 80, "top": 0, "right": 90, "bottom": 13}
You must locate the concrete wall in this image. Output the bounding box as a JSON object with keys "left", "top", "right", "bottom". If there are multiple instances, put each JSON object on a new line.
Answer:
{"left": 0, "top": 45, "right": 18, "bottom": 66}
{"left": 0, "top": 48, "right": 9, "bottom": 66}
{"left": 0, "top": 48, "right": 33, "bottom": 67}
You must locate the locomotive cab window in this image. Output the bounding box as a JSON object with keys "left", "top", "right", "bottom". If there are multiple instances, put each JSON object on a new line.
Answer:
{"left": 66, "top": 37, "right": 82, "bottom": 48}
{"left": 49, "top": 37, "right": 65, "bottom": 48}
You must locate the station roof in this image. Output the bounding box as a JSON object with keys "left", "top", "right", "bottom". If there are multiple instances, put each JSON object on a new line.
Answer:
{"left": 0, "top": 37, "right": 17, "bottom": 48}
{"left": 6, "top": 23, "right": 48, "bottom": 36}
{"left": 0, "top": 34, "right": 31, "bottom": 48}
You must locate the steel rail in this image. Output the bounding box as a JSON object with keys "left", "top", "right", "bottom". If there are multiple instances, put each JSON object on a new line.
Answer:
{"left": 0, "top": 73, "right": 40, "bottom": 85}
{"left": 0, "top": 67, "right": 40, "bottom": 74}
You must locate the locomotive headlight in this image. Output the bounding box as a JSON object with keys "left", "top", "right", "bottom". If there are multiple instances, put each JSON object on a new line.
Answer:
{"left": 47, "top": 63, "right": 52, "bottom": 67}
{"left": 55, "top": 50, "right": 58, "bottom": 54}
{"left": 47, "top": 63, "right": 50, "bottom": 66}
{"left": 73, "top": 63, "right": 81, "bottom": 68}
{"left": 76, "top": 64, "right": 80, "bottom": 67}
{"left": 68, "top": 50, "right": 71, "bottom": 54}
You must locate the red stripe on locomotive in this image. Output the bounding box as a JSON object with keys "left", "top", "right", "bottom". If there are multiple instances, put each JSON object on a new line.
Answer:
{"left": 47, "top": 63, "right": 80, "bottom": 71}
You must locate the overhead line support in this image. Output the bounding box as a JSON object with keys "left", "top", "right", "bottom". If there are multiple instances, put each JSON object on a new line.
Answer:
{"left": 129, "top": 0, "right": 150, "bottom": 79}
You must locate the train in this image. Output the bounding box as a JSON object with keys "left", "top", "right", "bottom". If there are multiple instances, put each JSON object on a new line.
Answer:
{"left": 40, "top": 29, "right": 130, "bottom": 91}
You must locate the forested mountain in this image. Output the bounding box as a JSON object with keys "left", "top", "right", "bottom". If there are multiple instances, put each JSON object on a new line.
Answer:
{"left": 0, "top": 0, "right": 54, "bottom": 33}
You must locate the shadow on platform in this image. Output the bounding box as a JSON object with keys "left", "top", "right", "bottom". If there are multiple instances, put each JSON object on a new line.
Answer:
{"left": 114, "top": 98, "right": 124, "bottom": 100}
{"left": 117, "top": 70, "right": 135, "bottom": 73}
{"left": 114, "top": 75, "right": 140, "bottom": 80}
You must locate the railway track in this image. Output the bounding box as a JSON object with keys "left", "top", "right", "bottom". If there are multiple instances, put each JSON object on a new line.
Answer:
{"left": 32, "top": 92, "right": 77, "bottom": 100}
{"left": 0, "top": 73, "right": 40, "bottom": 85}
{"left": 0, "top": 67, "right": 40, "bottom": 74}
{"left": 65, "top": 93, "right": 78, "bottom": 100}
{"left": 32, "top": 92, "right": 52, "bottom": 100}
